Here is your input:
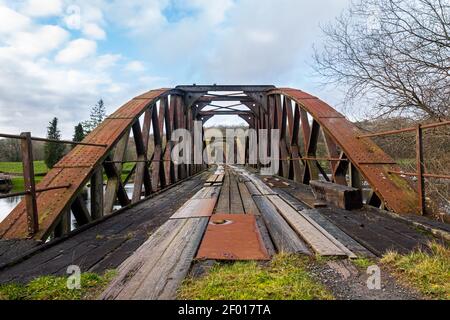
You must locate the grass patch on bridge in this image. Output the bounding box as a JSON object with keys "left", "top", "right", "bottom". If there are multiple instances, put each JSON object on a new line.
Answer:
{"left": 381, "top": 242, "right": 449, "bottom": 300}
{"left": 178, "top": 253, "right": 333, "bottom": 300}
{"left": 0, "top": 270, "right": 116, "bottom": 300}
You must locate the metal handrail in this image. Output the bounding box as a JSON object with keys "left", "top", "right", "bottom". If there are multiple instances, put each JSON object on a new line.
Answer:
{"left": 0, "top": 133, "right": 107, "bottom": 147}
{"left": 357, "top": 120, "right": 449, "bottom": 215}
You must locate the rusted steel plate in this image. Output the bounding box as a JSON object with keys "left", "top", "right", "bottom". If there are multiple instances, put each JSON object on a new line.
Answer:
{"left": 0, "top": 89, "right": 170, "bottom": 240}
{"left": 170, "top": 198, "right": 217, "bottom": 219}
{"left": 272, "top": 88, "right": 419, "bottom": 215}
{"left": 196, "top": 214, "right": 270, "bottom": 261}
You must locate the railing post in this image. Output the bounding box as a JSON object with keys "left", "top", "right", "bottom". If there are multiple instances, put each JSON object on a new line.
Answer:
{"left": 20, "top": 132, "right": 39, "bottom": 236}
{"left": 416, "top": 124, "right": 425, "bottom": 215}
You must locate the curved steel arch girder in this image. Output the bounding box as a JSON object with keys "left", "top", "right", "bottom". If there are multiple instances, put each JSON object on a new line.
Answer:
{"left": 272, "top": 88, "right": 418, "bottom": 215}
{"left": 0, "top": 89, "right": 173, "bottom": 240}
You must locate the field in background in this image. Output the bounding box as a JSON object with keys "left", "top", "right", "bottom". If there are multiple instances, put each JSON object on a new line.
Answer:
{"left": 0, "top": 161, "right": 134, "bottom": 192}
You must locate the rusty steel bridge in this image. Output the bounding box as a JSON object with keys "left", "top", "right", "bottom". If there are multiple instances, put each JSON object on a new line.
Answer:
{"left": 0, "top": 85, "right": 448, "bottom": 299}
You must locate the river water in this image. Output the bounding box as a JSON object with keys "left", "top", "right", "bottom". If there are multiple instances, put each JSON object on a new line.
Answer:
{"left": 0, "top": 184, "right": 135, "bottom": 224}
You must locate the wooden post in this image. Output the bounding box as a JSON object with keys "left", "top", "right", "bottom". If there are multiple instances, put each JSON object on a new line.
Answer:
{"left": 20, "top": 132, "right": 38, "bottom": 236}
{"left": 54, "top": 209, "right": 71, "bottom": 237}
{"left": 90, "top": 168, "right": 104, "bottom": 220}
{"left": 416, "top": 124, "right": 425, "bottom": 215}
{"left": 132, "top": 114, "right": 152, "bottom": 202}
{"left": 104, "top": 130, "right": 130, "bottom": 214}
{"left": 350, "top": 164, "right": 362, "bottom": 190}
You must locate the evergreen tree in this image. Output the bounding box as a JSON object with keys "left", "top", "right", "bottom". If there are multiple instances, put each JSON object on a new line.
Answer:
{"left": 73, "top": 123, "right": 85, "bottom": 142}
{"left": 44, "top": 117, "right": 65, "bottom": 169}
{"left": 83, "top": 99, "right": 106, "bottom": 134}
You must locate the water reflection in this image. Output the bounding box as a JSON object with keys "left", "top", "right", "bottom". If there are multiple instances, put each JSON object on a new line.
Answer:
{"left": 0, "top": 195, "right": 23, "bottom": 223}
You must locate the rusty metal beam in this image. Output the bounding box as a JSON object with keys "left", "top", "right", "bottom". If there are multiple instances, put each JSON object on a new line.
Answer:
{"left": 272, "top": 88, "right": 421, "bottom": 215}
{"left": 198, "top": 111, "right": 254, "bottom": 116}
{"left": 176, "top": 85, "right": 275, "bottom": 92}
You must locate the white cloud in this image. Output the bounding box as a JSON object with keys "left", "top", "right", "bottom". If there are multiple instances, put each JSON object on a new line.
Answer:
{"left": 21, "top": 0, "right": 63, "bottom": 17}
{"left": 124, "top": 61, "right": 145, "bottom": 72}
{"left": 82, "top": 22, "right": 106, "bottom": 40}
{"left": 4, "top": 25, "right": 69, "bottom": 57}
{"left": 0, "top": 0, "right": 354, "bottom": 136}
{"left": 245, "top": 30, "right": 275, "bottom": 44}
{"left": 189, "top": 0, "right": 234, "bottom": 25}
{"left": 202, "top": 0, "right": 350, "bottom": 83}
{"left": 104, "top": 1, "right": 167, "bottom": 34}
{"left": 0, "top": 2, "right": 161, "bottom": 137}
{"left": 0, "top": 5, "right": 31, "bottom": 34}
{"left": 55, "top": 39, "right": 97, "bottom": 64}
{"left": 95, "top": 54, "right": 122, "bottom": 70}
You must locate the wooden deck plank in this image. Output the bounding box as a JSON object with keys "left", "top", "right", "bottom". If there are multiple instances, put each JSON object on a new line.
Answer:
{"left": 275, "top": 189, "right": 308, "bottom": 211}
{"left": 206, "top": 175, "right": 218, "bottom": 183}
{"left": 238, "top": 181, "right": 260, "bottom": 215}
{"left": 246, "top": 174, "right": 276, "bottom": 195}
{"left": 300, "top": 209, "right": 375, "bottom": 258}
{"left": 215, "top": 170, "right": 230, "bottom": 214}
{"left": 255, "top": 216, "right": 276, "bottom": 257}
{"left": 170, "top": 198, "right": 217, "bottom": 219}
{"left": 267, "top": 195, "right": 347, "bottom": 257}
{"left": 317, "top": 208, "right": 421, "bottom": 256}
{"left": 244, "top": 181, "right": 261, "bottom": 196}
{"left": 0, "top": 174, "right": 208, "bottom": 285}
{"left": 297, "top": 210, "right": 357, "bottom": 258}
{"left": 253, "top": 196, "right": 311, "bottom": 255}
{"left": 191, "top": 186, "right": 221, "bottom": 200}
{"left": 229, "top": 172, "right": 245, "bottom": 214}
{"left": 101, "top": 217, "right": 208, "bottom": 300}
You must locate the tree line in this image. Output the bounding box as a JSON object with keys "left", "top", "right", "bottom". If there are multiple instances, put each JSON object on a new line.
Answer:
{"left": 0, "top": 100, "right": 106, "bottom": 168}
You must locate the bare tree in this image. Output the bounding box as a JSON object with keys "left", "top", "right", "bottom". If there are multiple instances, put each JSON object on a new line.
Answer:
{"left": 0, "top": 138, "right": 21, "bottom": 162}
{"left": 313, "top": 0, "right": 449, "bottom": 120}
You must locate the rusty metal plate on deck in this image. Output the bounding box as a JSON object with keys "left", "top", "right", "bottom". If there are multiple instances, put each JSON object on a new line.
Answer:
{"left": 271, "top": 88, "right": 419, "bottom": 215}
{"left": 196, "top": 214, "right": 270, "bottom": 261}
{"left": 170, "top": 199, "right": 217, "bottom": 219}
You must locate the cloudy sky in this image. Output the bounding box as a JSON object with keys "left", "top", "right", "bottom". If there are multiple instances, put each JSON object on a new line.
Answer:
{"left": 0, "top": 0, "right": 351, "bottom": 138}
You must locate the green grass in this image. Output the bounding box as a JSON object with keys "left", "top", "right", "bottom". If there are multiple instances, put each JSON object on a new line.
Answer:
{"left": 178, "top": 253, "right": 334, "bottom": 300}
{"left": 352, "top": 257, "right": 376, "bottom": 269}
{"left": 0, "top": 271, "right": 116, "bottom": 300}
{"left": 1, "top": 161, "right": 134, "bottom": 191}
{"left": 122, "top": 162, "right": 134, "bottom": 173}
{"left": 0, "top": 161, "right": 48, "bottom": 175}
{"left": 381, "top": 242, "right": 450, "bottom": 300}
{"left": 10, "top": 176, "right": 44, "bottom": 192}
